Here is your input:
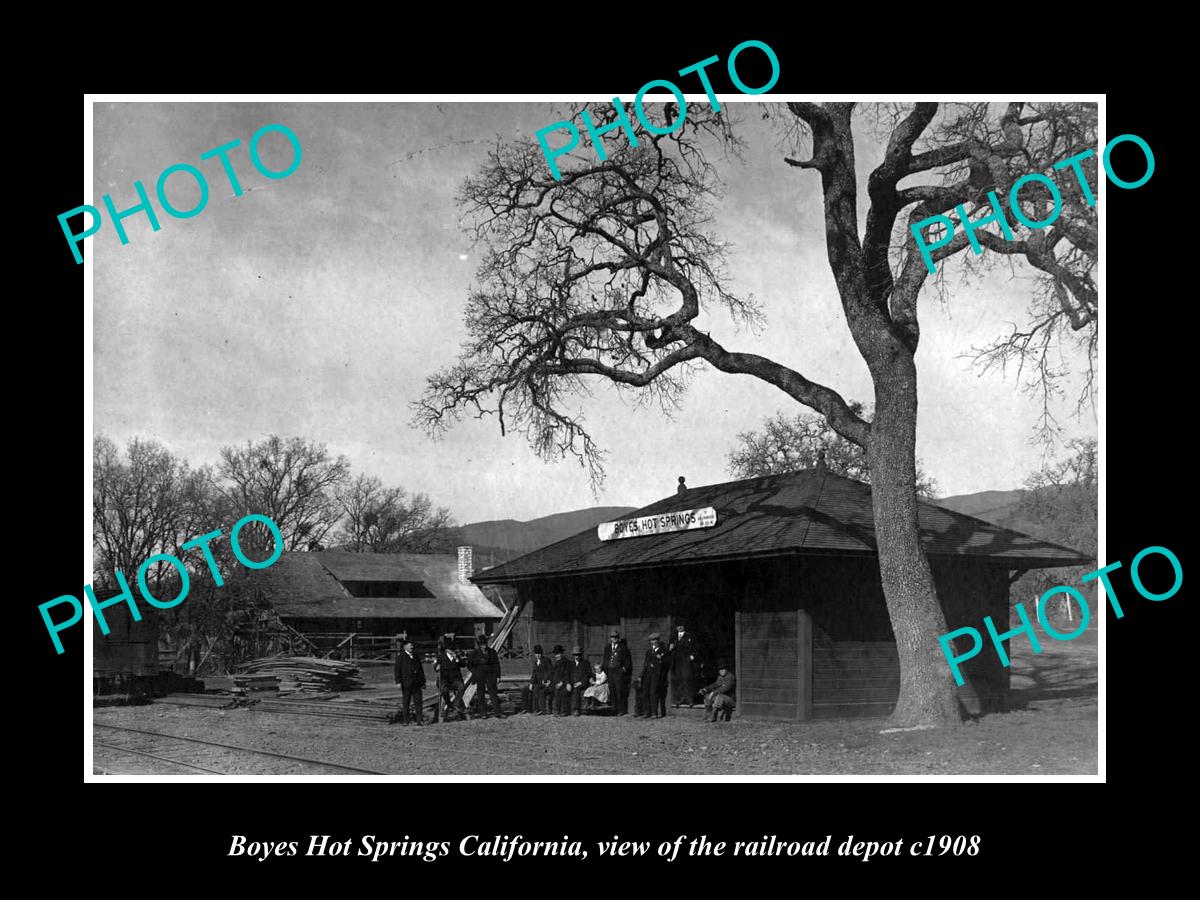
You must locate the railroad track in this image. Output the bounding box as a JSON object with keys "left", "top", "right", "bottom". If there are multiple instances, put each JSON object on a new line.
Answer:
{"left": 93, "top": 723, "right": 387, "bottom": 775}
{"left": 384, "top": 731, "right": 606, "bottom": 774}
{"left": 231, "top": 708, "right": 640, "bottom": 773}
{"left": 140, "top": 695, "right": 658, "bottom": 774}
{"left": 95, "top": 740, "right": 226, "bottom": 774}
{"left": 154, "top": 694, "right": 644, "bottom": 761}
{"left": 138, "top": 705, "right": 638, "bottom": 774}
{"left": 233, "top": 702, "right": 641, "bottom": 763}
{"left": 387, "top": 722, "right": 638, "bottom": 767}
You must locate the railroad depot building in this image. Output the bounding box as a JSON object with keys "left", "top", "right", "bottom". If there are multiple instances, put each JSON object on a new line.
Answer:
{"left": 471, "top": 466, "right": 1086, "bottom": 720}
{"left": 255, "top": 549, "right": 504, "bottom": 649}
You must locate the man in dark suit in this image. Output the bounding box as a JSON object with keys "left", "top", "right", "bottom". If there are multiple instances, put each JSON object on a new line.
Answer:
{"left": 567, "top": 646, "right": 591, "bottom": 716}
{"left": 549, "top": 645, "right": 571, "bottom": 717}
{"left": 602, "top": 630, "right": 632, "bottom": 716}
{"left": 394, "top": 639, "right": 426, "bottom": 725}
{"left": 436, "top": 635, "right": 468, "bottom": 722}
{"left": 640, "top": 633, "right": 670, "bottom": 718}
{"left": 702, "top": 660, "right": 737, "bottom": 722}
{"left": 468, "top": 634, "right": 505, "bottom": 719}
{"left": 670, "top": 622, "right": 700, "bottom": 707}
{"left": 392, "top": 632, "right": 408, "bottom": 686}
{"left": 527, "top": 644, "right": 553, "bottom": 715}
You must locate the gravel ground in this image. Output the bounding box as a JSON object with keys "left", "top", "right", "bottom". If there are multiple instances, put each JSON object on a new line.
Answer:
{"left": 93, "top": 626, "right": 1097, "bottom": 776}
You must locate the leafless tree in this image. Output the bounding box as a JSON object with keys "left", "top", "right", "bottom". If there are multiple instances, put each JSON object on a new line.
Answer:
{"left": 728, "top": 403, "right": 939, "bottom": 498}
{"left": 415, "top": 101, "right": 1097, "bottom": 727}
{"left": 334, "top": 473, "right": 457, "bottom": 553}
{"left": 92, "top": 435, "right": 216, "bottom": 587}
{"left": 1014, "top": 437, "right": 1098, "bottom": 611}
{"left": 216, "top": 435, "right": 350, "bottom": 552}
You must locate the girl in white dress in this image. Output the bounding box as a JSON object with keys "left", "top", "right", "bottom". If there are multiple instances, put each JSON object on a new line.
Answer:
{"left": 583, "top": 663, "right": 609, "bottom": 707}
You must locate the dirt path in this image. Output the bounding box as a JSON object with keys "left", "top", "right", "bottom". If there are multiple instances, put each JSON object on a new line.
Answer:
{"left": 93, "top": 695, "right": 1095, "bottom": 776}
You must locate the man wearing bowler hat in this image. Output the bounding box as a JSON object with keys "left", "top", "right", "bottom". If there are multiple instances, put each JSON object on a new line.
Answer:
{"left": 528, "top": 644, "right": 553, "bottom": 715}
{"left": 394, "top": 639, "right": 426, "bottom": 726}
{"left": 468, "top": 633, "right": 505, "bottom": 719}
{"left": 670, "top": 622, "right": 700, "bottom": 708}
{"left": 640, "top": 633, "right": 670, "bottom": 718}
{"left": 567, "top": 646, "right": 591, "bottom": 716}
{"left": 550, "top": 645, "right": 571, "bottom": 716}
{"left": 435, "top": 633, "right": 468, "bottom": 722}
{"left": 602, "top": 629, "right": 632, "bottom": 715}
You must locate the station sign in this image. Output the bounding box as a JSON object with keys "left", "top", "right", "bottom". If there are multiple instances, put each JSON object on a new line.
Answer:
{"left": 597, "top": 507, "right": 718, "bottom": 541}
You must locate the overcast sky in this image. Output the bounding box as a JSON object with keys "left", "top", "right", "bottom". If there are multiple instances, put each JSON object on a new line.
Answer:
{"left": 92, "top": 101, "right": 1097, "bottom": 524}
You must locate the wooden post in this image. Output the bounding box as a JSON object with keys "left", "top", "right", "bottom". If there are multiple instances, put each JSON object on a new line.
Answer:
{"left": 734, "top": 609, "right": 742, "bottom": 718}
{"left": 797, "top": 608, "right": 812, "bottom": 721}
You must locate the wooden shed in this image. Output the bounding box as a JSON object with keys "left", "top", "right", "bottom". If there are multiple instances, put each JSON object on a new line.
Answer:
{"left": 255, "top": 550, "right": 504, "bottom": 649}
{"left": 93, "top": 585, "right": 160, "bottom": 695}
{"left": 471, "top": 466, "right": 1087, "bottom": 719}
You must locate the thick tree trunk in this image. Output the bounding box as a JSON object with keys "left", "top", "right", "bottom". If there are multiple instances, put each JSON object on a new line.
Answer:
{"left": 868, "top": 357, "right": 962, "bottom": 727}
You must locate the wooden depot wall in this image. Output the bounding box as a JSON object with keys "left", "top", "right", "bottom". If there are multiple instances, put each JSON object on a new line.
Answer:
{"left": 523, "top": 554, "right": 1013, "bottom": 721}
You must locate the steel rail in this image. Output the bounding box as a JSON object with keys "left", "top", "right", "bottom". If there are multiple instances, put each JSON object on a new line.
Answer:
{"left": 93, "top": 723, "right": 387, "bottom": 775}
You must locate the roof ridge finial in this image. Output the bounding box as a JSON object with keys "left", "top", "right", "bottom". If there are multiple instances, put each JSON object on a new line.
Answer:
{"left": 816, "top": 450, "right": 827, "bottom": 473}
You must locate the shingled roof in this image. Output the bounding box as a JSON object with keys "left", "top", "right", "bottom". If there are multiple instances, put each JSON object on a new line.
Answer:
{"left": 255, "top": 551, "right": 503, "bottom": 620}
{"left": 471, "top": 469, "right": 1088, "bottom": 584}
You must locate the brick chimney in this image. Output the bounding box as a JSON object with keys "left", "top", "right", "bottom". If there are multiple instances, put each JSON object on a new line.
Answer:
{"left": 457, "top": 546, "right": 474, "bottom": 583}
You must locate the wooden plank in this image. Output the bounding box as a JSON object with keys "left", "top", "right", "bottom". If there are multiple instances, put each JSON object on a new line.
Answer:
{"left": 815, "top": 689, "right": 901, "bottom": 703}
{"left": 739, "top": 702, "right": 801, "bottom": 720}
{"left": 798, "top": 607, "right": 812, "bottom": 721}
{"left": 740, "top": 698, "right": 800, "bottom": 708}
{"left": 739, "top": 675, "right": 807, "bottom": 688}
{"left": 814, "top": 644, "right": 900, "bottom": 651}
{"left": 739, "top": 691, "right": 798, "bottom": 702}
{"left": 814, "top": 645, "right": 900, "bottom": 653}
{"left": 463, "top": 600, "right": 525, "bottom": 706}
{"left": 734, "top": 608, "right": 742, "bottom": 716}
{"left": 814, "top": 663, "right": 901, "bottom": 672}
{"left": 814, "top": 677, "right": 901, "bottom": 689}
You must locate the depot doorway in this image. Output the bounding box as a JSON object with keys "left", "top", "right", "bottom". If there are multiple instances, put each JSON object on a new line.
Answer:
{"left": 670, "top": 592, "right": 735, "bottom": 687}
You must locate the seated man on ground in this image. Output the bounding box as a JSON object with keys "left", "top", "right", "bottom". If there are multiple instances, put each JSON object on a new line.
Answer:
{"left": 702, "top": 660, "right": 736, "bottom": 723}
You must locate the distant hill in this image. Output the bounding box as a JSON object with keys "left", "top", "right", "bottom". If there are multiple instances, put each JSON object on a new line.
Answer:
{"left": 458, "top": 506, "right": 636, "bottom": 568}
{"left": 933, "top": 489, "right": 1025, "bottom": 528}
{"left": 934, "top": 488, "right": 1077, "bottom": 548}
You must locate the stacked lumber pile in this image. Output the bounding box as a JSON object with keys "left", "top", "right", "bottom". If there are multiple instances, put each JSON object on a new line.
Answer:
{"left": 231, "top": 673, "right": 280, "bottom": 696}
{"left": 234, "top": 656, "right": 364, "bottom": 694}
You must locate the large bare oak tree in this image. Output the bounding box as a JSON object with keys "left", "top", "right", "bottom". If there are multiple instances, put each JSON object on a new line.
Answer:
{"left": 416, "top": 101, "right": 1097, "bottom": 727}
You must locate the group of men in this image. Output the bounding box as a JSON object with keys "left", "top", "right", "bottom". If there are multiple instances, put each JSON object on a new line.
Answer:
{"left": 392, "top": 623, "right": 738, "bottom": 725}
{"left": 392, "top": 632, "right": 504, "bottom": 726}
{"left": 527, "top": 624, "right": 736, "bottom": 722}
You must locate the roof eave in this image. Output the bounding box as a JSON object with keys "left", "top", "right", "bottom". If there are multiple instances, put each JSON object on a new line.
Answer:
{"left": 471, "top": 546, "right": 1091, "bottom": 584}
